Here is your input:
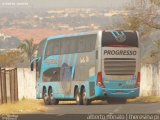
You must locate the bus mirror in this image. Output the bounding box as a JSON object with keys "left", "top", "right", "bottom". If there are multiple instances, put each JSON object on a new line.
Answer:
{"left": 31, "top": 62, "right": 34, "bottom": 71}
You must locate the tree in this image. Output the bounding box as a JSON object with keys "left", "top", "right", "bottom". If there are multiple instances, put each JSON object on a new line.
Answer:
{"left": 150, "top": 39, "right": 160, "bottom": 61}
{"left": 122, "top": 0, "right": 160, "bottom": 35}
{"left": 150, "top": 0, "right": 160, "bottom": 6}
{"left": 120, "top": 0, "right": 160, "bottom": 63}
{"left": 18, "top": 39, "right": 37, "bottom": 63}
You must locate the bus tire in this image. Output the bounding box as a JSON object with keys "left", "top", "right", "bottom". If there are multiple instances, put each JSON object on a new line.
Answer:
{"left": 42, "top": 89, "right": 50, "bottom": 105}
{"left": 75, "top": 88, "right": 83, "bottom": 105}
{"left": 82, "top": 88, "right": 91, "bottom": 105}
{"left": 48, "top": 88, "right": 59, "bottom": 105}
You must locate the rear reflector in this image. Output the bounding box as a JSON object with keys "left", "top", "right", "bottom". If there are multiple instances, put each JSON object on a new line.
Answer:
{"left": 97, "top": 72, "right": 105, "bottom": 88}
{"left": 135, "top": 72, "right": 140, "bottom": 87}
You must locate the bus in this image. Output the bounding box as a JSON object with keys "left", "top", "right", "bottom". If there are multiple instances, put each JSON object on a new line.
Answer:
{"left": 31, "top": 30, "right": 140, "bottom": 105}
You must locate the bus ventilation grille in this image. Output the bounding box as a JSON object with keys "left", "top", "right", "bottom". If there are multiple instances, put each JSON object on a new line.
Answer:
{"left": 104, "top": 58, "right": 136, "bottom": 75}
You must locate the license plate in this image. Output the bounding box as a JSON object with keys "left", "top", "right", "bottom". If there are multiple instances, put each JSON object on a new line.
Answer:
{"left": 116, "top": 91, "right": 124, "bottom": 94}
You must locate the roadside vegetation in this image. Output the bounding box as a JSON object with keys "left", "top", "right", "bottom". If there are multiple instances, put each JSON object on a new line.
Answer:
{"left": 128, "top": 96, "right": 160, "bottom": 103}
{"left": 0, "top": 50, "right": 22, "bottom": 67}
{"left": 0, "top": 96, "right": 160, "bottom": 114}
{"left": 0, "top": 38, "right": 38, "bottom": 67}
{"left": 0, "top": 99, "right": 46, "bottom": 114}
{"left": 18, "top": 39, "right": 38, "bottom": 63}
{"left": 122, "top": 0, "right": 160, "bottom": 64}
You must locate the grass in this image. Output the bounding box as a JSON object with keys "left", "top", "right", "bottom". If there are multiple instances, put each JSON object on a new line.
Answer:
{"left": 0, "top": 99, "right": 46, "bottom": 114}
{"left": 128, "top": 96, "right": 160, "bottom": 103}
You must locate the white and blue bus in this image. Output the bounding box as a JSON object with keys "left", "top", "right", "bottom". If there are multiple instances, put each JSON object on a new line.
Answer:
{"left": 31, "top": 30, "right": 140, "bottom": 105}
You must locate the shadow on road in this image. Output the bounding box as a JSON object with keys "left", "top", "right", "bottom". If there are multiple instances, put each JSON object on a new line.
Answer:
{"left": 53, "top": 100, "right": 148, "bottom": 105}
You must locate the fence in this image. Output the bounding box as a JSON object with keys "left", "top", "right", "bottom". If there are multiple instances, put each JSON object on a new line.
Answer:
{"left": 0, "top": 67, "right": 18, "bottom": 104}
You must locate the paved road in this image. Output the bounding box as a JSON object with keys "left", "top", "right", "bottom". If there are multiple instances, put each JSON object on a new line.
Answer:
{"left": 7, "top": 102, "right": 160, "bottom": 120}
{"left": 44, "top": 101, "right": 160, "bottom": 114}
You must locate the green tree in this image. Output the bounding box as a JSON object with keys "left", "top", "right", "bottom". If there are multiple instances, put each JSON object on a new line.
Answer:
{"left": 18, "top": 39, "right": 37, "bottom": 63}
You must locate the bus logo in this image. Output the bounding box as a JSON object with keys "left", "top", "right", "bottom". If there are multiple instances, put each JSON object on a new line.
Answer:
{"left": 80, "top": 56, "right": 89, "bottom": 63}
{"left": 111, "top": 32, "right": 126, "bottom": 43}
{"left": 45, "top": 59, "right": 57, "bottom": 64}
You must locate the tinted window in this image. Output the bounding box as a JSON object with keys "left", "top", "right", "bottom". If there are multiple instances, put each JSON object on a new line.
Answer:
{"left": 102, "top": 31, "right": 138, "bottom": 47}
{"left": 61, "top": 34, "right": 97, "bottom": 54}
{"left": 45, "top": 34, "right": 97, "bottom": 57}
{"left": 43, "top": 68, "right": 60, "bottom": 82}
{"left": 42, "top": 64, "right": 72, "bottom": 82}
{"left": 77, "top": 34, "right": 97, "bottom": 53}
{"left": 45, "top": 40, "right": 60, "bottom": 58}
{"left": 37, "top": 39, "right": 46, "bottom": 80}
{"left": 60, "top": 63, "right": 72, "bottom": 81}
{"left": 61, "top": 37, "right": 78, "bottom": 54}
{"left": 37, "top": 38, "right": 46, "bottom": 57}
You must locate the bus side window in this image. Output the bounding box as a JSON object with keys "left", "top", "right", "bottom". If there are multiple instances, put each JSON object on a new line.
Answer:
{"left": 77, "top": 35, "right": 96, "bottom": 53}
{"left": 61, "top": 37, "right": 78, "bottom": 54}
{"left": 43, "top": 68, "right": 60, "bottom": 82}
{"left": 78, "top": 38, "right": 85, "bottom": 53}
{"left": 60, "top": 63, "right": 72, "bottom": 81}
{"left": 69, "top": 38, "right": 78, "bottom": 53}
{"left": 45, "top": 40, "right": 60, "bottom": 58}
{"left": 50, "top": 68, "right": 60, "bottom": 82}
{"left": 36, "top": 58, "right": 42, "bottom": 81}
{"left": 52, "top": 41, "right": 60, "bottom": 55}
{"left": 61, "top": 39, "right": 70, "bottom": 54}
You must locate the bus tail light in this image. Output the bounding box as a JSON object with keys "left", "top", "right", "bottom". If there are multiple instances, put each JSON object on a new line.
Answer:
{"left": 135, "top": 72, "right": 140, "bottom": 88}
{"left": 97, "top": 72, "right": 105, "bottom": 88}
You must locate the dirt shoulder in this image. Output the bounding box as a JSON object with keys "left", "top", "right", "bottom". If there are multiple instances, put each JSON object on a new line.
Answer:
{"left": 1, "top": 96, "right": 160, "bottom": 114}
{"left": 0, "top": 99, "right": 46, "bottom": 114}
{"left": 128, "top": 96, "right": 160, "bottom": 103}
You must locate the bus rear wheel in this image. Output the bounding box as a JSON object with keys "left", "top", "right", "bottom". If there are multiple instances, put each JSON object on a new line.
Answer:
{"left": 43, "top": 89, "right": 50, "bottom": 105}
{"left": 82, "top": 88, "right": 91, "bottom": 105}
{"left": 48, "top": 89, "right": 59, "bottom": 105}
{"left": 75, "top": 88, "right": 83, "bottom": 105}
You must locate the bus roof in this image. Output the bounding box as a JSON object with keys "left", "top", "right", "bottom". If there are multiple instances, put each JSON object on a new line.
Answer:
{"left": 46, "top": 30, "right": 138, "bottom": 41}
{"left": 47, "top": 31, "right": 97, "bottom": 41}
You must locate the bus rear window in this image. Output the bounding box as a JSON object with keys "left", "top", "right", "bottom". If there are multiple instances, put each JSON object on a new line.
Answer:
{"left": 102, "top": 31, "right": 138, "bottom": 47}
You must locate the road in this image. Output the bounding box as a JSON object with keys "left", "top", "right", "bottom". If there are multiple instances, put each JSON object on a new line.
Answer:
{"left": 8, "top": 102, "right": 160, "bottom": 120}
{"left": 44, "top": 101, "right": 160, "bottom": 114}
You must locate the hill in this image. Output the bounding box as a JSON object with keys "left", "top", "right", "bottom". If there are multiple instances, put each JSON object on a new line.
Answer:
{"left": 0, "top": 28, "right": 73, "bottom": 44}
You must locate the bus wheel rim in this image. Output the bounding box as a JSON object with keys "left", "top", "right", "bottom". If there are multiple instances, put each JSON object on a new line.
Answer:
{"left": 83, "top": 91, "right": 87, "bottom": 101}
{"left": 76, "top": 94, "right": 80, "bottom": 102}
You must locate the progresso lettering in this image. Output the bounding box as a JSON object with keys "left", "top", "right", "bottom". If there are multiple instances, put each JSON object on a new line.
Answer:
{"left": 104, "top": 50, "right": 137, "bottom": 55}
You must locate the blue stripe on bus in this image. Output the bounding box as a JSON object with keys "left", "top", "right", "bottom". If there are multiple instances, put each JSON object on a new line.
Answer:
{"left": 115, "top": 31, "right": 120, "bottom": 35}
{"left": 62, "top": 55, "right": 65, "bottom": 65}
{"left": 47, "top": 35, "right": 65, "bottom": 41}
{"left": 47, "top": 32, "right": 96, "bottom": 41}
{"left": 68, "top": 54, "right": 72, "bottom": 65}
{"left": 111, "top": 32, "right": 117, "bottom": 39}
{"left": 121, "top": 32, "right": 125, "bottom": 35}
{"left": 71, "top": 54, "right": 78, "bottom": 80}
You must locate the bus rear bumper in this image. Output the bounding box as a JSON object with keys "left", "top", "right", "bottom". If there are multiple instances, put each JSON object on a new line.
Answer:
{"left": 106, "top": 88, "right": 139, "bottom": 98}
{"left": 95, "top": 87, "right": 139, "bottom": 99}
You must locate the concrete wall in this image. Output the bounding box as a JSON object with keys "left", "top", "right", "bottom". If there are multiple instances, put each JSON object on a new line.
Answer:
{"left": 140, "top": 62, "right": 160, "bottom": 96}
{"left": 17, "top": 62, "right": 160, "bottom": 99}
{"left": 17, "top": 68, "right": 36, "bottom": 100}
